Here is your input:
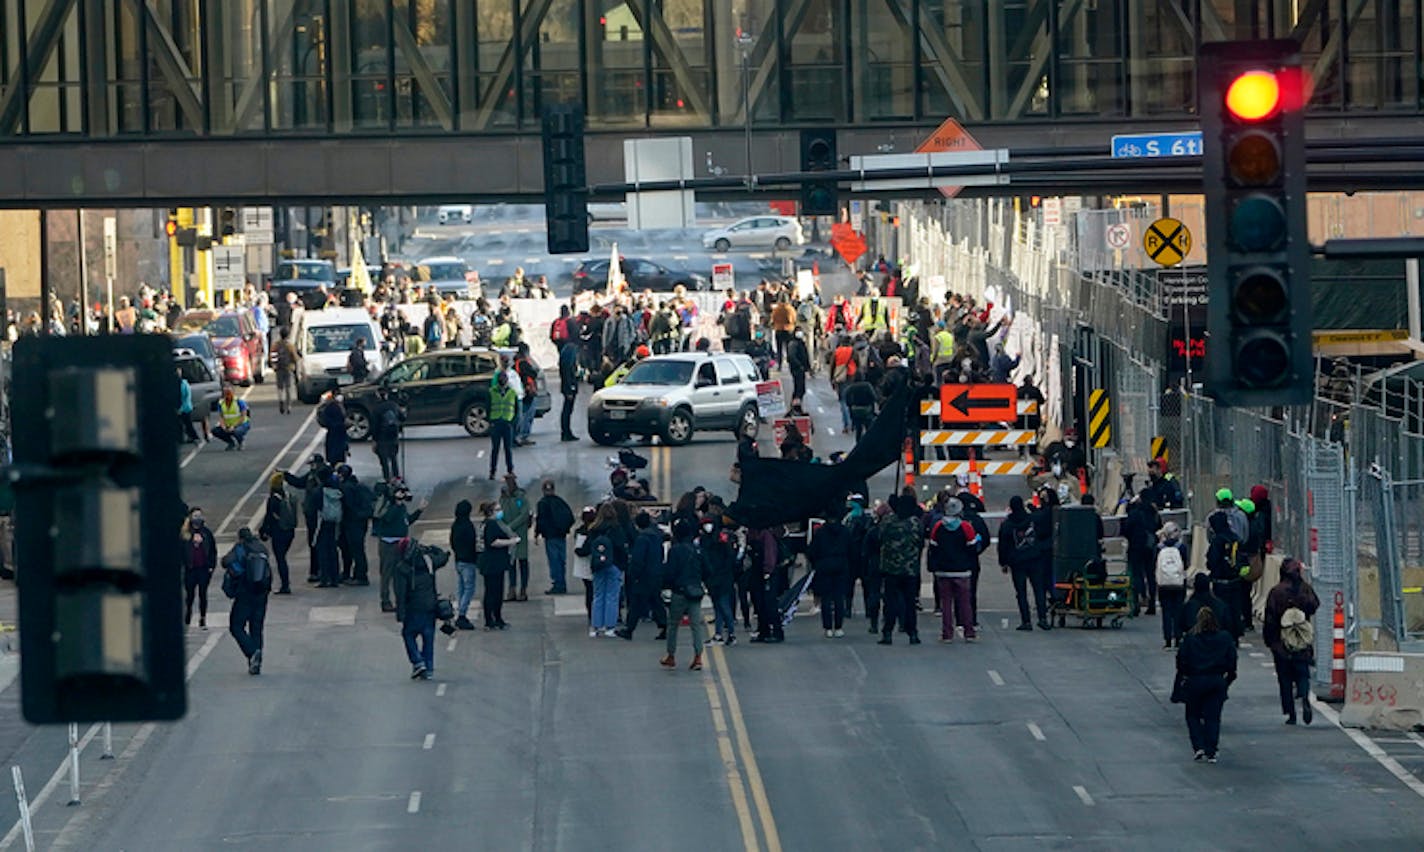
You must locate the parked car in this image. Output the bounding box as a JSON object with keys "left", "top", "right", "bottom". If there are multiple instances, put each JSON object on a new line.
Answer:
{"left": 173, "top": 309, "right": 266, "bottom": 386}
{"left": 571, "top": 257, "right": 709, "bottom": 294}
{"left": 437, "top": 205, "right": 473, "bottom": 225}
{"left": 292, "top": 307, "right": 388, "bottom": 404}
{"left": 170, "top": 332, "right": 221, "bottom": 387}
{"left": 174, "top": 348, "right": 221, "bottom": 420}
{"left": 269, "top": 259, "right": 337, "bottom": 309}
{"left": 586, "top": 352, "right": 761, "bottom": 446}
{"left": 414, "top": 256, "right": 479, "bottom": 299}
{"left": 341, "top": 347, "right": 550, "bottom": 440}
{"left": 702, "top": 215, "right": 805, "bottom": 252}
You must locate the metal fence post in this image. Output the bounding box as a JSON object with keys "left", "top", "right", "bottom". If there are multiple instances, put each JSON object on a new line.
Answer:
{"left": 12, "top": 765, "right": 34, "bottom": 852}
{"left": 66, "top": 722, "right": 80, "bottom": 806}
{"left": 101, "top": 722, "right": 114, "bottom": 760}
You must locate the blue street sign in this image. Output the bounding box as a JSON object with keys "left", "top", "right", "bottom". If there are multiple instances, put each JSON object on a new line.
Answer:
{"left": 1111, "top": 131, "right": 1203, "bottom": 159}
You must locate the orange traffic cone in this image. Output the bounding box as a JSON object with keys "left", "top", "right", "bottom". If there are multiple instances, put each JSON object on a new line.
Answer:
{"left": 967, "top": 448, "right": 984, "bottom": 499}
{"left": 902, "top": 437, "right": 915, "bottom": 488}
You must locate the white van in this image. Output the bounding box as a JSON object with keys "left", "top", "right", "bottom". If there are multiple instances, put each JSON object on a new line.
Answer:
{"left": 293, "top": 307, "right": 387, "bottom": 404}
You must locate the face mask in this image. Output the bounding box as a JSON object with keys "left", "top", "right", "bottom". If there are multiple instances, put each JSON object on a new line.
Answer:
{"left": 1065, "top": 440, "right": 1076, "bottom": 448}
{"left": 701, "top": 523, "right": 714, "bottom": 534}
{"left": 190, "top": 517, "right": 204, "bottom": 528}
{"left": 1051, "top": 462, "right": 1063, "bottom": 477}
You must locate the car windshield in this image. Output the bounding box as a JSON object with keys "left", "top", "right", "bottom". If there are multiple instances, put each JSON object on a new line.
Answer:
{"left": 620, "top": 360, "right": 694, "bottom": 386}
{"left": 176, "top": 359, "right": 214, "bottom": 384}
{"left": 173, "top": 334, "right": 212, "bottom": 356}
{"left": 306, "top": 324, "right": 374, "bottom": 354}
{"left": 419, "top": 262, "right": 467, "bottom": 282}
{"left": 277, "top": 262, "right": 335, "bottom": 282}
{"left": 204, "top": 316, "right": 242, "bottom": 338}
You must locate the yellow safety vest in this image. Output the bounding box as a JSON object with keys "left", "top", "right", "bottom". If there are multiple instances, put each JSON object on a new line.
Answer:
{"left": 932, "top": 330, "right": 956, "bottom": 363}
{"left": 219, "top": 398, "right": 246, "bottom": 429}
{"left": 860, "top": 299, "right": 888, "bottom": 332}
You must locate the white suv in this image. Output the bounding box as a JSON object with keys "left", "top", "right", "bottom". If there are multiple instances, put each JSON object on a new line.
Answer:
{"left": 702, "top": 215, "right": 805, "bottom": 252}
{"left": 437, "top": 205, "right": 473, "bottom": 225}
{"left": 587, "top": 352, "right": 763, "bottom": 446}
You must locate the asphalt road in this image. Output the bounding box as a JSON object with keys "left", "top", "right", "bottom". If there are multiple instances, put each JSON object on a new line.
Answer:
{"left": 3, "top": 364, "right": 1424, "bottom": 850}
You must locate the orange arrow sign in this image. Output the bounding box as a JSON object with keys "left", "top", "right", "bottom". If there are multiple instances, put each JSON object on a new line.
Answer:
{"left": 938, "top": 383, "right": 1017, "bottom": 424}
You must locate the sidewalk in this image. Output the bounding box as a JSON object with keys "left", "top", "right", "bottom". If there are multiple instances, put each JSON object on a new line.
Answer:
{"left": 0, "top": 579, "right": 14, "bottom": 655}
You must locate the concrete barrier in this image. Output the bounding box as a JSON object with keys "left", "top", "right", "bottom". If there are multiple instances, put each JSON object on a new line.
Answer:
{"left": 1340, "top": 652, "right": 1424, "bottom": 730}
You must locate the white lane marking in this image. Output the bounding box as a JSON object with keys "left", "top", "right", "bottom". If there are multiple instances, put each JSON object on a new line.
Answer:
{"left": 214, "top": 405, "right": 321, "bottom": 538}
{"left": 486, "top": 259, "right": 505, "bottom": 266}
{"left": 2, "top": 631, "right": 223, "bottom": 849}
{"left": 1027, "top": 722, "right": 1046, "bottom": 742}
{"left": 407, "top": 791, "right": 422, "bottom": 813}
{"left": 987, "top": 669, "right": 1005, "bottom": 686}
{"left": 309, "top": 606, "right": 359, "bottom": 625}
{"left": 446, "top": 637, "right": 458, "bottom": 652}
{"left": 1314, "top": 698, "right": 1424, "bottom": 800}
{"left": 180, "top": 442, "right": 204, "bottom": 468}
{"left": 1001, "top": 618, "right": 1010, "bottom": 629}
{"left": 672, "top": 255, "right": 690, "bottom": 260}
{"left": 816, "top": 406, "right": 825, "bottom": 413}
{"left": 476, "top": 450, "right": 486, "bottom": 458}
{"left": 1260, "top": 662, "right": 1273, "bottom": 668}
{"left": 562, "top": 257, "right": 578, "bottom": 263}
{"left": 422, "top": 734, "right": 436, "bottom": 750}
{"left": 1239, "top": 642, "right": 1252, "bottom": 648}
{"left": 435, "top": 683, "right": 447, "bottom": 697}
{"left": 1249, "top": 652, "right": 1266, "bottom": 658}
{"left": 1073, "top": 786, "right": 1095, "bottom": 806}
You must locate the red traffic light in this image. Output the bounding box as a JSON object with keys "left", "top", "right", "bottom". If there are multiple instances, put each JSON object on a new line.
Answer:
{"left": 1225, "top": 69, "right": 1281, "bottom": 121}
{"left": 164, "top": 220, "right": 178, "bottom": 238}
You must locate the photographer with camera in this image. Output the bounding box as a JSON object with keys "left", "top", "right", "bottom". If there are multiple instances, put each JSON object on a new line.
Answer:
{"left": 371, "top": 479, "right": 427, "bottom": 614}
{"left": 393, "top": 536, "right": 452, "bottom": 681}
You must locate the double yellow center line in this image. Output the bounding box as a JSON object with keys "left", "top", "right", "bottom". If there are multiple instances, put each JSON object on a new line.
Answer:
{"left": 702, "top": 646, "right": 781, "bottom": 852}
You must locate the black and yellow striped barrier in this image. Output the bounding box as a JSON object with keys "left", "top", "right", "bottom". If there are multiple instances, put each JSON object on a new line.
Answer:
{"left": 1089, "top": 389, "right": 1111, "bottom": 448}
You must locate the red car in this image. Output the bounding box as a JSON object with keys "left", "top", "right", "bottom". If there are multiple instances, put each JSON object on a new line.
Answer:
{"left": 175, "top": 309, "right": 266, "bottom": 386}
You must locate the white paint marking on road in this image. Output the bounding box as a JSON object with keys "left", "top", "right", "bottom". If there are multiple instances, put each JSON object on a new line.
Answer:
{"left": 987, "top": 669, "right": 1005, "bottom": 687}
{"left": 1073, "top": 786, "right": 1095, "bottom": 806}
{"left": 672, "top": 255, "right": 690, "bottom": 260}
{"left": 562, "top": 257, "right": 578, "bottom": 263}
{"left": 1315, "top": 698, "right": 1424, "bottom": 800}
{"left": 1406, "top": 732, "right": 1424, "bottom": 749}
{"left": 2, "top": 630, "right": 223, "bottom": 849}
{"left": 826, "top": 428, "right": 835, "bottom": 436}
{"left": 466, "top": 476, "right": 475, "bottom": 485}
{"left": 180, "top": 442, "right": 204, "bottom": 468}
{"left": 517, "top": 228, "right": 531, "bottom": 234}
{"left": 489, "top": 231, "right": 504, "bottom": 236}
{"left": 816, "top": 406, "right": 825, "bottom": 413}
{"left": 1260, "top": 662, "right": 1274, "bottom": 668}
{"left": 407, "top": 791, "right": 422, "bottom": 814}
{"left": 1001, "top": 618, "right": 1010, "bottom": 629}
{"left": 1249, "top": 652, "right": 1266, "bottom": 658}
{"left": 422, "top": 734, "right": 436, "bottom": 751}
{"left": 309, "top": 606, "right": 359, "bottom": 626}
{"left": 477, "top": 450, "right": 486, "bottom": 458}
{"left": 1027, "top": 722, "right": 1046, "bottom": 742}
{"left": 447, "top": 637, "right": 458, "bottom": 652}
{"left": 435, "top": 684, "right": 447, "bottom": 697}
{"left": 524, "top": 257, "right": 539, "bottom": 264}
{"left": 486, "top": 259, "right": 505, "bottom": 266}
{"left": 1239, "top": 642, "right": 1252, "bottom": 648}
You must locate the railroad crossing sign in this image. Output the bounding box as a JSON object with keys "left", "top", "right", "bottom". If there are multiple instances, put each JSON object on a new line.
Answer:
{"left": 937, "top": 383, "right": 1017, "bottom": 424}
{"left": 1143, "top": 217, "right": 1191, "bottom": 267}
{"left": 1105, "top": 223, "right": 1131, "bottom": 250}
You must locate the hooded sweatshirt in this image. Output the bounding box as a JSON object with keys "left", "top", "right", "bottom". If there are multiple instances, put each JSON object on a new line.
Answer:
{"left": 928, "top": 512, "right": 980, "bottom": 577}
{"left": 996, "top": 497, "right": 1037, "bottom": 570}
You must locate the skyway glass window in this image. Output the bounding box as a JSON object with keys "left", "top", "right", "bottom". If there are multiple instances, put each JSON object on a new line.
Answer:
{"left": 622, "top": 361, "right": 695, "bottom": 386}
{"left": 418, "top": 262, "right": 468, "bottom": 282}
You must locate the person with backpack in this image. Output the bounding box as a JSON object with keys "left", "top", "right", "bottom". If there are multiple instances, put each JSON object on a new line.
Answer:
{"left": 808, "top": 512, "right": 853, "bottom": 639}
{"left": 372, "top": 480, "right": 426, "bottom": 613}
{"left": 422, "top": 303, "right": 445, "bottom": 350}
{"left": 534, "top": 479, "right": 575, "bottom": 595}
{"left": 1155, "top": 521, "right": 1189, "bottom": 649}
{"left": 580, "top": 503, "right": 627, "bottom": 638}
{"left": 337, "top": 465, "right": 375, "bottom": 586}
{"left": 660, "top": 518, "right": 711, "bottom": 670}
{"left": 259, "top": 473, "right": 298, "bottom": 595}
{"left": 1262, "top": 558, "right": 1320, "bottom": 725}
{"left": 1179, "top": 572, "right": 1233, "bottom": 641}
{"left": 786, "top": 329, "right": 812, "bottom": 404}
{"left": 843, "top": 496, "right": 880, "bottom": 632}
{"left": 273, "top": 327, "right": 300, "bottom": 415}
{"left": 1176, "top": 606, "right": 1238, "bottom": 763}
{"left": 315, "top": 473, "right": 344, "bottom": 587}
{"left": 550, "top": 304, "right": 574, "bottom": 349}
{"left": 999, "top": 496, "right": 1048, "bottom": 632}
{"left": 346, "top": 337, "right": 370, "bottom": 384}
{"left": 478, "top": 501, "right": 518, "bottom": 630}
{"left": 1122, "top": 494, "right": 1163, "bottom": 616}
{"left": 1206, "top": 488, "right": 1250, "bottom": 638}
{"left": 221, "top": 527, "right": 272, "bottom": 675}
{"left": 928, "top": 498, "right": 981, "bottom": 643}
{"left": 617, "top": 509, "right": 668, "bottom": 641}
{"left": 370, "top": 388, "right": 404, "bottom": 481}
{"left": 393, "top": 537, "right": 450, "bottom": 680}
{"left": 877, "top": 495, "right": 924, "bottom": 646}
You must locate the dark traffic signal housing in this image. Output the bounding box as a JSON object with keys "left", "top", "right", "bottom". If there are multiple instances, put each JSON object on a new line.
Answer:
{"left": 799, "top": 129, "right": 838, "bottom": 216}
{"left": 13, "top": 336, "right": 186, "bottom": 723}
{"left": 1199, "top": 40, "right": 1312, "bottom": 406}
{"left": 542, "top": 104, "right": 590, "bottom": 254}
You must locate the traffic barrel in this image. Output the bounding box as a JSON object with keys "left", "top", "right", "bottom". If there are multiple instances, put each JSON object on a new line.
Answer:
{"left": 1331, "top": 590, "right": 1346, "bottom": 701}
{"left": 966, "top": 448, "right": 984, "bottom": 500}
{"left": 902, "top": 437, "right": 915, "bottom": 488}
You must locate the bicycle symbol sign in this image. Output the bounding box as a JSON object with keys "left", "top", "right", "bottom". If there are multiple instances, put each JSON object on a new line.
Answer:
{"left": 1143, "top": 217, "right": 1191, "bottom": 267}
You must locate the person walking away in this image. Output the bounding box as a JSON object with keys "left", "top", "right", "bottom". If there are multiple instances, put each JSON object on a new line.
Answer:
{"left": 499, "top": 474, "right": 532, "bottom": 601}
{"left": 258, "top": 473, "right": 298, "bottom": 594}
{"left": 558, "top": 339, "right": 580, "bottom": 442}
{"left": 701, "top": 516, "right": 739, "bottom": 645}
{"left": 478, "top": 502, "right": 518, "bottom": 629}
{"left": 534, "top": 480, "right": 575, "bottom": 595}
{"left": 617, "top": 510, "right": 668, "bottom": 640}
{"left": 315, "top": 473, "right": 344, "bottom": 587}
{"left": 1205, "top": 488, "right": 1249, "bottom": 638}
{"left": 999, "top": 496, "right": 1047, "bottom": 631}
{"left": 1122, "top": 494, "right": 1163, "bottom": 615}
{"left": 273, "top": 328, "right": 299, "bottom": 415}
{"left": 394, "top": 538, "right": 449, "bottom": 679}
{"left": 808, "top": 512, "right": 852, "bottom": 638}
{"left": 959, "top": 489, "right": 991, "bottom": 629}
{"left": 1176, "top": 607, "right": 1238, "bottom": 762}
{"left": 1029, "top": 489, "right": 1058, "bottom": 626}
{"left": 423, "top": 303, "right": 445, "bottom": 351}
{"left": 285, "top": 454, "right": 331, "bottom": 582}
{"left": 1262, "top": 558, "right": 1320, "bottom": 725}
{"left": 182, "top": 507, "right": 218, "bottom": 629}
{"left": 927, "top": 498, "right": 980, "bottom": 643}
{"left": 213, "top": 386, "right": 251, "bottom": 451}
{"left": 319, "top": 392, "right": 349, "bottom": 464}
{"left": 877, "top": 496, "right": 924, "bottom": 646}
{"left": 661, "top": 518, "right": 711, "bottom": 670}
{"left": 221, "top": 528, "right": 272, "bottom": 675}
{"left": 450, "top": 500, "right": 481, "bottom": 630}
{"left": 1239, "top": 491, "right": 1271, "bottom": 631}
{"left": 1179, "top": 573, "right": 1233, "bottom": 640}
{"left": 582, "top": 503, "right": 627, "bottom": 637}
{"left": 1155, "top": 521, "right": 1188, "bottom": 648}
{"left": 177, "top": 369, "right": 200, "bottom": 443}
{"left": 347, "top": 337, "right": 370, "bottom": 384}
{"left": 338, "top": 465, "right": 375, "bottom": 585}
{"left": 843, "top": 496, "right": 880, "bottom": 631}
{"left": 370, "top": 388, "right": 404, "bottom": 481}
{"left": 488, "top": 369, "right": 518, "bottom": 480}
{"left": 372, "top": 480, "right": 425, "bottom": 612}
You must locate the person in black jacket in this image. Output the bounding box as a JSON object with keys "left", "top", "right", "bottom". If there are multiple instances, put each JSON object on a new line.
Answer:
{"left": 337, "top": 465, "right": 375, "bottom": 585}
{"left": 284, "top": 454, "right": 331, "bottom": 582}
{"left": 450, "top": 500, "right": 480, "bottom": 630}
{"left": 479, "top": 502, "right": 518, "bottom": 630}
{"left": 616, "top": 511, "right": 667, "bottom": 641}
{"left": 319, "top": 393, "right": 349, "bottom": 464}
{"left": 221, "top": 528, "right": 272, "bottom": 675}
{"left": 999, "top": 496, "right": 1047, "bottom": 631}
{"left": 808, "top": 513, "right": 852, "bottom": 638}
{"left": 182, "top": 507, "right": 219, "bottom": 629}
{"left": 1262, "top": 559, "right": 1320, "bottom": 725}
{"left": 370, "top": 389, "right": 404, "bottom": 481}
{"left": 1176, "top": 606, "right": 1239, "bottom": 762}
{"left": 1122, "top": 494, "right": 1163, "bottom": 616}
{"left": 258, "top": 473, "right": 297, "bottom": 595}
{"left": 1179, "top": 573, "right": 1234, "bottom": 642}
{"left": 701, "top": 516, "right": 740, "bottom": 645}
{"left": 786, "top": 330, "right": 812, "bottom": 403}
{"left": 661, "top": 518, "right": 710, "bottom": 670}
{"left": 394, "top": 538, "right": 447, "bottom": 680}
{"left": 558, "top": 340, "right": 580, "bottom": 442}
{"left": 534, "top": 480, "right": 576, "bottom": 595}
